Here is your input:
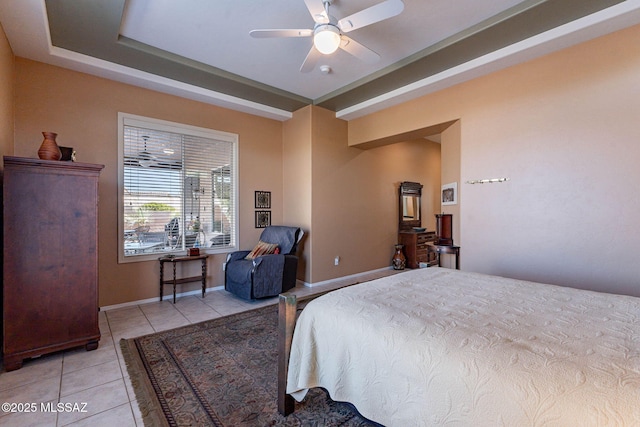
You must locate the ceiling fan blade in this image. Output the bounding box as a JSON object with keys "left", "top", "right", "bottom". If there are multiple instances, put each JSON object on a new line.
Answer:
{"left": 338, "top": 0, "right": 404, "bottom": 32}
{"left": 303, "top": 0, "right": 329, "bottom": 23}
{"left": 300, "top": 45, "right": 322, "bottom": 73}
{"left": 339, "top": 36, "right": 380, "bottom": 63}
{"left": 250, "top": 29, "right": 313, "bottom": 38}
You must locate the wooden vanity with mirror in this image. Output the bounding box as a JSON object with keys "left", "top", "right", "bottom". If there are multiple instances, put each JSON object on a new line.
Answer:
{"left": 397, "top": 181, "right": 437, "bottom": 269}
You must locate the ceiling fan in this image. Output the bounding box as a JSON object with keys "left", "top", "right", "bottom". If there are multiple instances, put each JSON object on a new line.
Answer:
{"left": 134, "top": 135, "right": 156, "bottom": 167}
{"left": 124, "top": 135, "right": 182, "bottom": 169}
{"left": 250, "top": 0, "right": 404, "bottom": 73}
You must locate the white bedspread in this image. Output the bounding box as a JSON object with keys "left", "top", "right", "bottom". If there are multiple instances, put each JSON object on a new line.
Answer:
{"left": 286, "top": 268, "right": 640, "bottom": 426}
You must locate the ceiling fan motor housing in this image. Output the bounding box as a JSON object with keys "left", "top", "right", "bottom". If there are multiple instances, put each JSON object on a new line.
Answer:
{"left": 314, "top": 23, "right": 341, "bottom": 54}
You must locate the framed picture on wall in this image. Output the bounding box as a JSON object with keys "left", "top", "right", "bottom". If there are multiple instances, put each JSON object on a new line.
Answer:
{"left": 255, "top": 210, "right": 271, "bottom": 228}
{"left": 442, "top": 182, "right": 457, "bottom": 205}
{"left": 255, "top": 191, "right": 271, "bottom": 209}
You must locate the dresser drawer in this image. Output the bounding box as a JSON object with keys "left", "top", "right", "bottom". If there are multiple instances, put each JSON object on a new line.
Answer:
{"left": 416, "top": 245, "right": 428, "bottom": 255}
{"left": 417, "top": 232, "right": 435, "bottom": 244}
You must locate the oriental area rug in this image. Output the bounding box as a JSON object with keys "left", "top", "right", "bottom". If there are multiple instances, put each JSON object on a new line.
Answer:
{"left": 121, "top": 304, "right": 378, "bottom": 426}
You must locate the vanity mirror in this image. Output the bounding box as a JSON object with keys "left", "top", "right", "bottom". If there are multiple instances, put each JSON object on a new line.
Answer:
{"left": 399, "top": 181, "right": 423, "bottom": 231}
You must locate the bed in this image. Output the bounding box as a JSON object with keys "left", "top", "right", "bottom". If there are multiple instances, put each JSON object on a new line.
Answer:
{"left": 278, "top": 267, "right": 640, "bottom": 426}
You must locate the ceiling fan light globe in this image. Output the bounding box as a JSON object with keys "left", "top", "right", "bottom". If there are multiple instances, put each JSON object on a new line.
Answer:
{"left": 314, "top": 25, "right": 340, "bottom": 54}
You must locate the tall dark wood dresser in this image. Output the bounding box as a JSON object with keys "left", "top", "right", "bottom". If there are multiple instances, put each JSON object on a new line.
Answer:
{"left": 3, "top": 156, "right": 104, "bottom": 371}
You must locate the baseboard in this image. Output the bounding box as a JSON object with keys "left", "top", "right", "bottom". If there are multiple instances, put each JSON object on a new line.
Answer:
{"left": 296, "top": 266, "right": 394, "bottom": 288}
{"left": 100, "top": 285, "right": 224, "bottom": 312}
{"left": 101, "top": 267, "right": 393, "bottom": 311}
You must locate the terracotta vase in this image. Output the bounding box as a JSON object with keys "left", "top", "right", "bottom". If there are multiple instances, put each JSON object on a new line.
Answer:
{"left": 392, "top": 244, "right": 406, "bottom": 270}
{"left": 38, "top": 132, "right": 62, "bottom": 161}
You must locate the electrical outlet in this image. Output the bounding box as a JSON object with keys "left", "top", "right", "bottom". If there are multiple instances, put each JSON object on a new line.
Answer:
{"left": 334, "top": 256, "right": 340, "bottom": 266}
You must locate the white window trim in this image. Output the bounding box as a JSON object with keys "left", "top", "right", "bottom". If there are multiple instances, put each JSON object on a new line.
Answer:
{"left": 117, "top": 112, "right": 239, "bottom": 263}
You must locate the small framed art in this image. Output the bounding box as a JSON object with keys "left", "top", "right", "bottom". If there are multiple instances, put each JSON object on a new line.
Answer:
{"left": 441, "top": 182, "right": 458, "bottom": 206}
{"left": 255, "top": 191, "right": 271, "bottom": 209}
{"left": 255, "top": 210, "right": 271, "bottom": 228}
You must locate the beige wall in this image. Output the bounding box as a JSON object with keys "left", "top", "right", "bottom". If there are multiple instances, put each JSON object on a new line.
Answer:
{"left": 14, "top": 59, "right": 285, "bottom": 306}
{"left": 10, "top": 57, "right": 441, "bottom": 305}
{"left": 283, "top": 106, "right": 441, "bottom": 284}
{"left": 283, "top": 106, "right": 313, "bottom": 281}
{"left": 8, "top": 22, "right": 640, "bottom": 303}
{"left": 0, "top": 22, "right": 13, "bottom": 157}
{"left": 438, "top": 120, "right": 461, "bottom": 268}
{"left": 349, "top": 24, "right": 640, "bottom": 297}
{"left": 309, "top": 106, "right": 440, "bottom": 283}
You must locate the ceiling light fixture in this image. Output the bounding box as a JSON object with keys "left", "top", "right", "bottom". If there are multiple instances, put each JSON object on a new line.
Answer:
{"left": 313, "top": 24, "right": 340, "bottom": 54}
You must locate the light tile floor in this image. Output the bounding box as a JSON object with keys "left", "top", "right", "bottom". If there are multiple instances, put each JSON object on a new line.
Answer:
{"left": 0, "top": 270, "right": 398, "bottom": 427}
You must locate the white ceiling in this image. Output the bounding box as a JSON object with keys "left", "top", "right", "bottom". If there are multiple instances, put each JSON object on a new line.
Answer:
{"left": 119, "top": 0, "right": 524, "bottom": 100}
{"left": 2, "top": 0, "right": 640, "bottom": 120}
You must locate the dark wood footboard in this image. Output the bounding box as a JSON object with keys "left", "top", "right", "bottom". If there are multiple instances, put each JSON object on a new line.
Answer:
{"left": 278, "top": 293, "right": 297, "bottom": 416}
{"left": 278, "top": 283, "right": 365, "bottom": 416}
{"left": 278, "top": 289, "right": 338, "bottom": 416}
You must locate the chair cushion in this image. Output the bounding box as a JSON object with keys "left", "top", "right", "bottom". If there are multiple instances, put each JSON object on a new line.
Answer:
{"left": 245, "top": 240, "right": 280, "bottom": 260}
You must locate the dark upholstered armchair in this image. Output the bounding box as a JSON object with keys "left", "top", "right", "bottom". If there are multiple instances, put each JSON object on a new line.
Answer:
{"left": 225, "top": 226, "right": 303, "bottom": 300}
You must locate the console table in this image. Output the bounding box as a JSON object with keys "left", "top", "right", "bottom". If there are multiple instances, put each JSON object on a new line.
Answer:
{"left": 159, "top": 254, "right": 208, "bottom": 303}
{"left": 427, "top": 244, "right": 461, "bottom": 270}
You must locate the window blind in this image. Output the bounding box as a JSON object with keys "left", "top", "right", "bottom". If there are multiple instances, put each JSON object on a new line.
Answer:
{"left": 120, "top": 114, "right": 237, "bottom": 260}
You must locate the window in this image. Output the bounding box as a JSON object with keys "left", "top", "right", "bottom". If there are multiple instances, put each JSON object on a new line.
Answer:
{"left": 118, "top": 113, "right": 238, "bottom": 262}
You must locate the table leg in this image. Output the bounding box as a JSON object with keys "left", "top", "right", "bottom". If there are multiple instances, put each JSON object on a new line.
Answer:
{"left": 159, "top": 261, "right": 164, "bottom": 302}
{"left": 455, "top": 249, "right": 460, "bottom": 270}
{"left": 201, "top": 258, "right": 207, "bottom": 299}
{"left": 172, "top": 262, "right": 177, "bottom": 304}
